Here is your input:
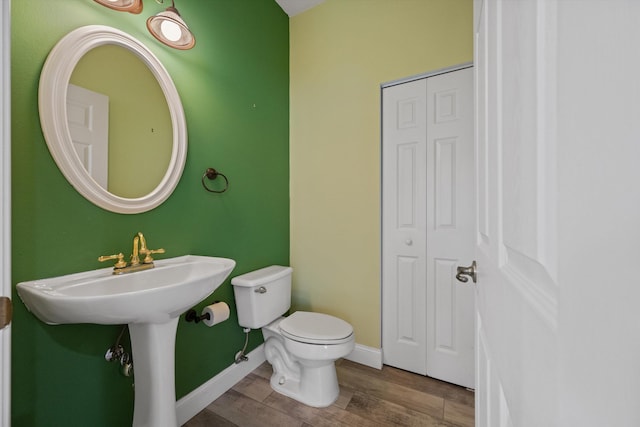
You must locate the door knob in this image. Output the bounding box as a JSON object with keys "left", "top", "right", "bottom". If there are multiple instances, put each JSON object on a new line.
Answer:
{"left": 405, "top": 239, "right": 413, "bottom": 246}
{"left": 456, "top": 261, "right": 477, "bottom": 284}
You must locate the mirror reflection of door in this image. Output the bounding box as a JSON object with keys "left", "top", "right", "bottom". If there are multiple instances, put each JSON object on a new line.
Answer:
{"left": 68, "top": 44, "right": 173, "bottom": 198}
{"left": 66, "top": 84, "right": 109, "bottom": 188}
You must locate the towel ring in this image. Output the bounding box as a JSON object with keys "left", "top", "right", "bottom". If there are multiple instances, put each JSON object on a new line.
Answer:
{"left": 202, "top": 168, "right": 229, "bottom": 193}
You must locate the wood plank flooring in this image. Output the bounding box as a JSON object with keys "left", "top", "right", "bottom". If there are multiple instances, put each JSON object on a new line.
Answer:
{"left": 183, "top": 359, "right": 474, "bottom": 427}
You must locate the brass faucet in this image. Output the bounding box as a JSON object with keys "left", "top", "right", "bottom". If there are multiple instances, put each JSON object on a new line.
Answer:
{"left": 130, "top": 234, "right": 141, "bottom": 266}
{"left": 98, "top": 232, "right": 165, "bottom": 275}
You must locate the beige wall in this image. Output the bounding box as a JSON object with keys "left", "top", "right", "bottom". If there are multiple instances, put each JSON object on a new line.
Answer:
{"left": 290, "top": 0, "right": 473, "bottom": 348}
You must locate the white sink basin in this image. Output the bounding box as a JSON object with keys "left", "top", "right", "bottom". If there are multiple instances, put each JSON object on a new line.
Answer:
{"left": 17, "top": 254, "right": 236, "bottom": 427}
{"left": 17, "top": 255, "right": 235, "bottom": 325}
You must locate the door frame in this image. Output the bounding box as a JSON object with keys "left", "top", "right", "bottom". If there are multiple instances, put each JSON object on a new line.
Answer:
{"left": 380, "top": 61, "right": 473, "bottom": 372}
{"left": 1, "top": 1, "right": 11, "bottom": 425}
{"left": 380, "top": 62, "right": 473, "bottom": 89}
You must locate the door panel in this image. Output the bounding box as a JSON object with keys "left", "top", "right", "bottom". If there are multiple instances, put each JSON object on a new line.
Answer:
{"left": 382, "top": 78, "right": 428, "bottom": 375}
{"left": 425, "top": 69, "right": 475, "bottom": 389}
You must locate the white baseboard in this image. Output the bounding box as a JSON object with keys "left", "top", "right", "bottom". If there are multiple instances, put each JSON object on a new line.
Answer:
{"left": 176, "top": 345, "right": 266, "bottom": 426}
{"left": 344, "top": 343, "right": 383, "bottom": 370}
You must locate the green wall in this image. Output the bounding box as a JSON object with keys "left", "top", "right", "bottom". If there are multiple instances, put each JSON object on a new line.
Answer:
{"left": 11, "top": 1, "right": 289, "bottom": 425}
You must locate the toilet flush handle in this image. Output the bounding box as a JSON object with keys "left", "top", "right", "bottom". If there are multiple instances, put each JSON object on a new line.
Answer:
{"left": 254, "top": 286, "right": 267, "bottom": 294}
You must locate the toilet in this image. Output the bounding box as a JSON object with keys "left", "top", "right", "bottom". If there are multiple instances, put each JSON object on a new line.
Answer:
{"left": 231, "top": 265, "right": 355, "bottom": 407}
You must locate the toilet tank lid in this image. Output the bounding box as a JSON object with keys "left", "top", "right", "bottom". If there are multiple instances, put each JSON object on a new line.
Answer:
{"left": 231, "top": 265, "right": 292, "bottom": 287}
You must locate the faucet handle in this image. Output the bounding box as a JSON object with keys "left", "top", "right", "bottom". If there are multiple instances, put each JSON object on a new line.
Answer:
{"left": 142, "top": 248, "right": 165, "bottom": 264}
{"left": 98, "top": 253, "right": 127, "bottom": 269}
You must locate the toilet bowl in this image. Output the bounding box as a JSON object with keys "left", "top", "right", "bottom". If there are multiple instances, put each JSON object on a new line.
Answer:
{"left": 263, "top": 311, "right": 354, "bottom": 407}
{"left": 231, "top": 266, "right": 355, "bottom": 407}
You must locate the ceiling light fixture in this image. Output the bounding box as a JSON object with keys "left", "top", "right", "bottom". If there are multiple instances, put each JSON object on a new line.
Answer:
{"left": 146, "top": 0, "right": 196, "bottom": 50}
{"left": 93, "top": 0, "right": 195, "bottom": 50}
{"left": 93, "top": 0, "right": 143, "bottom": 14}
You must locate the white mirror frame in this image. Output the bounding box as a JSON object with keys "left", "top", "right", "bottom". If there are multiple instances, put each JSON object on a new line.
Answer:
{"left": 38, "top": 25, "right": 187, "bottom": 214}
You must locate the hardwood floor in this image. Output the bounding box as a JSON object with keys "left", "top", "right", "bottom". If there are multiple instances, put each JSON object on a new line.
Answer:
{"left": 184, "top": 359, "right": 474, "bottom": 427}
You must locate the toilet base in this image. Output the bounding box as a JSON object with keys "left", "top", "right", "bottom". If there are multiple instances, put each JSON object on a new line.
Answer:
{"left": 263, "top": 332, "right": 343, "bottom": 408}
{"left": 261, "top": 315, "right": 355, "bottom": 408}
{"left": 269, "top": 361, "right": 340, "bottom": 408}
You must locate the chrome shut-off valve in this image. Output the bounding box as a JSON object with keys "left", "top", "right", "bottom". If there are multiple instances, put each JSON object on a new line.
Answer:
{"left": 120, "top": 353, "right": 133, "bottom": 377}
{"left": 105, "top": 344, "right": 124, "bottom": 362}
{"left": 105, "top": 326, "right": 134, "bottom": 377}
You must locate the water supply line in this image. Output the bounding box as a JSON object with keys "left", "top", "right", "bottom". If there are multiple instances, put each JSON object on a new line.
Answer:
{"left": 234, "top": 328, "right": 251, "bottom": 364}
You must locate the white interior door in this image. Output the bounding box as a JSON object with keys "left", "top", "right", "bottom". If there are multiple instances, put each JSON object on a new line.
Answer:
{"left": 475, "top": 1, "right": 640, "bottom": 426}
{"left": 382, "top": 67, "right": 475, "bottom": 388}
{"left": 474, "top": 0, "right": 559, "bottom": 423}
{"left": 66, "top": 84, "right": 109, "bottom": 188}
{"left": 0, "top": 2, "right": 10, "bottom": 426}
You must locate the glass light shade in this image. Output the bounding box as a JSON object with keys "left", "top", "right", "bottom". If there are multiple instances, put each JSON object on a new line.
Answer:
{"left": 146, "top": 7, "right": 195, "bottom": 50}
{"left": 93, "top": 0, "right": 143, "bottom": 14}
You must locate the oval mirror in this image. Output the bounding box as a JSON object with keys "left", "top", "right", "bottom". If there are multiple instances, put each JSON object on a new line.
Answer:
{"left": 39, "top": 25, "right": 187, "bottom": 214}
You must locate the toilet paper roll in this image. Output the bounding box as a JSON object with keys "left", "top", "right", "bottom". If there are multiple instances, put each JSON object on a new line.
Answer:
{"left": 201, "top": 302, "right": 230, "bottom": 327}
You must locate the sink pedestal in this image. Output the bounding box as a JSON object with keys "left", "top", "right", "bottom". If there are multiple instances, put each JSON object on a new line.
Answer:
{"left": 129, "top": 318, "right": 179, "bottom": 427}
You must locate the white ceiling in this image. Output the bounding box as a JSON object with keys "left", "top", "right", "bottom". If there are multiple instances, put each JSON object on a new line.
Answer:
{"left": 275, "top": 0, "right": 325, "bottom": 17}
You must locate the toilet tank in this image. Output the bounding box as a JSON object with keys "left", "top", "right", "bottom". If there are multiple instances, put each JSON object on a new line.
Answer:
{"left": 231, "top": 265, "right": 292, "bottom": 329}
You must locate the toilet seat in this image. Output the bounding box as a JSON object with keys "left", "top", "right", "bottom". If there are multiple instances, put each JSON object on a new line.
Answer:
{"left": 279, "top": 311, "right": 353, "bottom": 345}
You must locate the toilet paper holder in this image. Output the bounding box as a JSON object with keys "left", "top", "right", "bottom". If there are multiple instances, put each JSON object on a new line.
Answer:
{"left": 185, "top": 301, "right": 220, "bottom": 324}
{"left": 185, "top": 308, "right": 209, "bottom": 324}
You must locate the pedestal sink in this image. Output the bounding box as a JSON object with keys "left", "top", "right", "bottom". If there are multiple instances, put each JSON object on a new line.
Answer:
{"left": 16, "top": 255, "right": 236, "bottom": 427}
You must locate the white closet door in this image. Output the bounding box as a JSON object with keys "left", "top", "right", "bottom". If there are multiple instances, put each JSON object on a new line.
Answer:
{"left": 382, "top": 68, "right": 475, "bottom": 388}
